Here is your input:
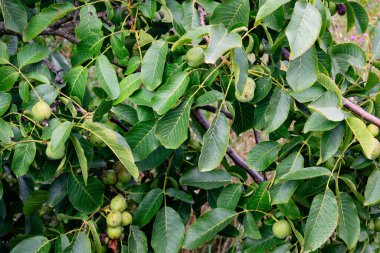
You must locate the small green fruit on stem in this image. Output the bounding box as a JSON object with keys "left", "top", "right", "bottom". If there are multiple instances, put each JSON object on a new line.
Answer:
{"left": 110, "top": 194, "right": 127, "bottom": 212}
{"left": 107, "top": 226, "right": 122, "bottom": 239}
{"left": 236, "top": 77, "right": 255, "bottom": 102}
{"left": 46, "top": 142, "right": 65, "bottom": 160}
{"left": 102, "top": 170, "right": 117, "bottom": 185}
{"left": 32, "top": 100, "right": 52, "bottom": 122}
{"left": 121, "top": 211, "right": 132, "bottom": 226}
{"left": 106, "top": 211, "right": 122, "bottom": 227}
{"left": 272, "top": 220, "right": 292, "bottom": 239}
{"left": 367, "top": 124, "right": 379, "bottom": 137}
{"left": 186, "top": 47, "right": 205, "bottom": 67}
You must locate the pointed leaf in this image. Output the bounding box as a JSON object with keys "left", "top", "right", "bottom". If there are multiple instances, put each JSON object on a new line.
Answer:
{"left": 264, "top": 89, "right": 291, "bottom": 133}
{"left": 243, "top": 212, "right": 262, "bottom": 239}
{"left": 279, "top": 167, "right": 331, "bottom": 181}
{"left": 364, "top": 168, "right": 380, "bottom": 206}
{"left": 199, "top": 113, "right": 230, "bottom": 172}
{"left": 210, "top": 0, "right": 249, "bottom": 30}
{"left": 75, "top": 5, "right": 103, "bottom": 41}
{"left": 17, "top": 43, "right": 50, "bottom": 68}
{"left": 247, "top": 141, "right": 281, "bottom": 172}
{"left": 128, "top": 226, "right": 148, "bottom": 253}
{"left": 318, "top": 123, "right": 345, "bottom": 164}
{"left": 70, "top": 135, "right": 88, "bottom": 185}
{"left": 179, "top": 169, "right": 231, "bottom": 190}
{"left": 255, "top": 0, "right": 291, "bottom": 26}
{"left": 217, "top": 184, "right": 243, "bottom": 210}
{"left": 141, "top": 40, "right": 168, "bottom": 90}
{"left": 152, "top": 71, "right": 190, "bottom": 115}
{"left": 11, "top": 138, "right": 36, "bottom": 176}
{"left": 64, "top": 66, "right": 88, "bottom": 102}
{"left": 133, "top": 188, "right": 163, "bottom": 227}
{"left": 152, "top": 207, "right": 185, "bottom": 253}
{"left": 10, "top": 236, "right": 50, "bottom": 253}
{"left": 95, "top": 55, "right": 120, "bottom": 99}
{"left": 1, "top": 0, "right": 27, "bottom": 33}
{"left": 304, "top": 189, "right": 338, "bottom": 252}
{"left": 338, "top": 192, "right": 360, "bottom": 250}
{"left": 51, "top": 121, "right": 74, "bottom": 152}
{"left": 285, "top": 2, "right": 322, "bottom": 59}
{"left": 183, "top": 208, "right": 237, "bottom": 250}
{"left": 308, "top": 91, "right": 345, "bottom": 122}
{"left": 114, "top": 73, "right": 141, "bottom": 105}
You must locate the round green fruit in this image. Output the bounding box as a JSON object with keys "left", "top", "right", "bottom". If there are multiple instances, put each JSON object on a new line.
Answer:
{"left": 272, "top": 220, "right": 292, "bottom": 239}
{"left": 110, "top": 194, "right": 127, "bottom": 212}
{"left": 104, "top": 120, "right": 117, "bottom": 130}
{"left": 371, "top": 143, "right": 380, "bottom": 160}
{"left": 325, "top": 157, "right": 336, "bottom": 170}
{"left": 107, "top": 226, "right": 122, "bottom": 239}
{"left": 375, "top": 218, "right": 380, "bottom": 232}
{"left": 117, "top": 169, "right": 132, "bottom": 183}
{"left": 186, "top": 47, "right": 205, "bottom": 67}
{"left": 102, "top": 170, "right": 117, "bottom": 185}
{"left": 121, "top": 211, "right": 132, "bottom": 226}
{"left": 106, "top": 211, "right": 122, "bottom": 227}
{"left": 90, "top": 133, "right": 105, "bottom": 147}
{"left": 46, "top": 142, "right": 65, "bottom": 160}
{"left": 367, "top": 124, "right": 379, "bottom": 137}
{"left": 236, "top": 77, "right": 255, "bottom": 102}
{"left": 329, "top": 2, "right": 337, "bottom": 15}
{"left": 32, "top": 100, "right": 51, "bottom": 122}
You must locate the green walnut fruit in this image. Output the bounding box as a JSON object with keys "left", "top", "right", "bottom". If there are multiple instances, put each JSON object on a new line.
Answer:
{"left": 371, "top": 142, "right": 380, "bottom": 160}
{"left": 117, "top": 169, "right": 132, "bottom": 183}
{"left": 121, "top": 211, "right": 132, "bottom": 226}
{"left": 45, "top": 142, "right": 65, "bottom": 160}
{"left": 102, "top": 170, "right": 117, "bottom": 185}
{"left": 32, "top": 100, "right": 52, "bottom": 122}
{"left": 90, "top": 133, "right": 106, "bottom": 147}
{"left": 325, "top": 157, "right": 336, "bottom": 171}
{"left": 329, "top": 2, "right": 337, "bottom": 15}
{"left": 106, "top": 211, "right": 122, "bottom": 227}
{"left": 367, "top": 124, "right": 379, "bottom": 137}
{"left": 186, "top": 47, "right": 205, "bottom": 67}
{"left": 236, "top": 77, "right": 255, "bottom": 102}
{"left": 272, "top": 220, "right": 292, "bottom": 239}
{"left": 375, "top": 218, "right": 380, "bottom": 232}
{"left": 110, "top": 194, "right": 127, "bottom": 212}
{"left": 107, "top": 226, "right": 122, "bottom": 239}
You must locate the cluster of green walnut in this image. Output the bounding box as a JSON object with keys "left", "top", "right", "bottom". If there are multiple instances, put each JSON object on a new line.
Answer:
{"left": 102, "top": 161, "right": 132, "bottom": 185}
{"left": 104, "top": 195, "right": 132, "bottom": 240}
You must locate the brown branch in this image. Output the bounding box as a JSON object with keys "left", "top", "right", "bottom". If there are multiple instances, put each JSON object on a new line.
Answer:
{"left": 343, "top": 98, "right": 380, "bottom": 127}
{"left": 110, "top": 116, "right": 130, "bottom": 132}
{"left": 192, "top": 109, "right": 264, "bottom": 183}
{"left": 195, "top": 3, "right": 210, "bottom": 43}
{"left": 197, "top": 105, "right": 233, "bottom": 120}
{"left": 43, "top": 59, "right": 64, "bottom": 84}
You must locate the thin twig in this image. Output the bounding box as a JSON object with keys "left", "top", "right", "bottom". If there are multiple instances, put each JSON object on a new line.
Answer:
{"left": 343, "top": 98, "right": 380, "bottom": 127}
{"left": 110, "top": 116, "right": 130, "bottom": 132}
{"left": 192, "top": 109, "right": 264, "bottom": 183}
{"left": 197, "top": 105, "right": 233, "bottom": 120}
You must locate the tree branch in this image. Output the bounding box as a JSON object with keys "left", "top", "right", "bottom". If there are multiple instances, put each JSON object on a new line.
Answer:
{"left": 343, "top": 98, "right": 380, "bottom": 127}
{"left": 192, "top": 109, "right": 264, "bottom": 183}
{"left": 197, "top": 105, "right": 233, "bottom": 120}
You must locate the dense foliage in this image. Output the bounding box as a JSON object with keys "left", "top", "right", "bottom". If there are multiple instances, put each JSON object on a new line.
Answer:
{"left": 0, "top": 0, "right": 380, "bottom": 252}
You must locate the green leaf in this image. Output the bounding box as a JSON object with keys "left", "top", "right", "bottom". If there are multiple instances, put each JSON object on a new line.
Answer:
{"left": 70, "top": 136, "right": 88, "bottom": 185}
{"left": 364, "top": 168, "right": 380, "bottom": 206}
{"left": 152, "top": 71, "right": 190, "bottom": 115}
{"left": 255, "top": 0, "right": 290, "bottom": 26}
{"left": 290, "top": 85, "right": 325, "bottom": 103}
{"left": 179, "top": 169, "right": 231, "bottom": 190}
{"left": 286, "top": 46, "right": 318, "bottom": 92}
{"left": 304, "top": 112, "right": 339, "bottom": 133}
{"left": 285, "top": 2, "right": 322, "bottom": 59}
{"left": 151, "top": 207, "right": 185, "bottom": 253}
{"left": 47, "top": 173, "right": 68, "bottom": 207}
{"left": 0, "top": 92, "right": 11, "bottom": 116}
{"left": 318, "top": 123, "right": 345, "bottom": 164}
{"left": 17, "top": 43, "right": 50, "bottom": 68}
{"left": 141, "top": 40, "right": 168, "bottom": 90}
{"left": 308, "top": 91, "right": 345, "bottom": 122}
{"left": 23, "top": 190, "right": 48, "bottom": 216}
{"left": 125, "top": 119, "right": 159, "bottom": 161}
{"left": 23, "top": 3, "right": 75, "bottom": 41}
{"left": 349, "top": 2, "right": 369, "bottom": 34}
{"left": 204, "top": 24, "right": 242, "bottom": 64}
{"left": 243, "top": 212, "right": 262, "bottom": 239}
{"left": 264, "top": 89, "right": 291, "bottom": 133}
{"left": 0, "top": 118, "right": 13, "bottom": 144}
{"left": 83, "top": 122, "right": 138, "bottom": 178}
{"left": 0, "top": 40, "right": 10, "bottom": 64}
{"left": 10, "top": 236, "right": 50, "bottom": 253}
{"left": 210, "top": 0, "right": 249, "bottom": 30}
{"left": 346, "top": 117, "right": 380, "bottom": 160}
{"left": 66, "top": 232, "right": 92, "bottom": 253}
{"left": 232, "top": 47, "right": 248, "bottom": 95}
{"left": 128, "top": 226, "right": 148, "bottom": 253}
{"left": 51, "top": 121, "right": 73, "bottom": 152}
{"left": 338, "top": 192, "right": 360, "bottom": 250}
{"left": 279, "top": 167, "right": 331, "bottom": 181}
{"left": 330, "top": 43, "right": 366, "bottom": 73}
{"left": 95, "top": 55, "right": 120, "bottom": 100}
{"left": 0, "top": 0, "right": 27, "bottom": 33}
{"left": 195, "top": 90, "right": 224, "bottom": 107}
{"left": 133, "top": 188, "right": 163, "bottom": 227}
{"left": 216, "top": 184, "right": 242, "bottom": 210}
{"left": 183, "top": 208, "right": 237, "bottom": 250}
{"left": 243, "top": 225, "right": 283, "bottom": 253}
{"left": 75, "top": 5, "right": 103, "bottom": 41}
{"left": 67, "top": 175, "right": 104, "bottom": 214}
{"left": 171, "top": 26, "right": 210, "bottom": 51}
{"left": 371, "top": 23, "right": 380, "bottom": 61}
{"left": 155, "top": 98, "right": 193, "bottom": 149}
{"left": 11, "top": 138, "right": 36, "bottom": 176}
{"left": 247, "top": 141, "right": 281, "bottom": 172}
{"left": 247, "top": 181, "right": 271, "bottom": 212}
{"left": 304, "top": 189, "right": 338, "bottom": 252}
{"left": 23, "top": 84, "right": 59, "bottom": 109}
{"left": 114, "top": 73, "right": 141, "bottom": 105}
{"left": 271, "top": 181, "right": 300, "bottom": 205}
{"left": 64, "top": 66, "right": 88, "bottom": 102}
{"left": 276, "top": 152, "right": 304, "bottom": 178}
{"left": 165, "top": 188, "right": 194, "bottom": 204}
{"left": 199, "top": 113, "right": 230, "bottom": 172}
{"left": 0, "top": 66, "right": 19, "bottom": 92}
